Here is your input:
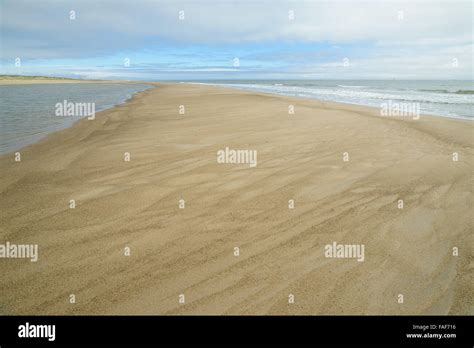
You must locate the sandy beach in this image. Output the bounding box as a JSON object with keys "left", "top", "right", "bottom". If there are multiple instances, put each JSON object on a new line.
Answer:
{"left": 0, "top": 83, "right": 472, "bottom": 315}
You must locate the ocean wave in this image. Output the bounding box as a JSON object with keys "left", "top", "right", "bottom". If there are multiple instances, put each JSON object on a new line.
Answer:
{"left": 418, "top": 89, "right": 474, "bottom": 95}
{"left": 337, "top": 85, "right": 366, "bottom": 88}
{"left": 455, "top": 90, "right": 474, "bottom": 94}
{"left": 217, "top": 83, "right": 473, "bottom": 104}
{"left": 208, "top": 82, "right": 473, "bottom": 119}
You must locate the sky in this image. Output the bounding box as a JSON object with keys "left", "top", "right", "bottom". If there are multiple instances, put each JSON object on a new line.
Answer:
{"left": 0, "top": 0, "right": 472, "bottom": 80}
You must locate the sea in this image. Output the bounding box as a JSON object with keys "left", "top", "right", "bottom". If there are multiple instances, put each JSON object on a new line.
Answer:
{"left": 0, "top": 83, "right": 151, "bottom": 155}
{"left": 194, "top": 79, "right": 473, "bottom": 121}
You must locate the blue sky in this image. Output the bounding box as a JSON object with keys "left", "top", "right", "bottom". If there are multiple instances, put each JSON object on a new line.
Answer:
{"left": 1, "top": 0, "right": 472, "bottom": 80}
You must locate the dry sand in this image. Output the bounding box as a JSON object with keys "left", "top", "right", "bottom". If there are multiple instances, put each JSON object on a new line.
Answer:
{"left": 0, "top": 83, "right": 472, "bottom": 315}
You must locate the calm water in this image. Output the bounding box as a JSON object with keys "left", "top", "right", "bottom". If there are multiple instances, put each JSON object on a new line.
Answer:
{"left": 0, "top": 83, "right": 151, "bottom": 155}
{"left": 196, "top": 80, "right": 474, "bottom": 120}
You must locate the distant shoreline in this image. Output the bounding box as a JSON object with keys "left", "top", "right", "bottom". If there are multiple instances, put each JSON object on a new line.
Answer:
{"left": 0, "top": 76, "right": 139, "bottom": 85}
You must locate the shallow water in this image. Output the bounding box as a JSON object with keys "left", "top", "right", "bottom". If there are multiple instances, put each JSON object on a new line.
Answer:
{"left": 0, "top": 83, "right": 152, "bottom": 155}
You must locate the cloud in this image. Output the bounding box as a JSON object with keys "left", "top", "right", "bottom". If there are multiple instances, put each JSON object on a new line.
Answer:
{"left": 0, "top": 0, "right": 472, "bottom": 79}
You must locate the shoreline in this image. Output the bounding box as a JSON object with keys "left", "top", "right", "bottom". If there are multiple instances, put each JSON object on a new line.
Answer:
{"left": 0, "top": 81, "right": 471, "bottom": 158}
{"left": 0, "top": 82, "right": 472, "bottom": 315}
{"left": 0, "top": 81, "right": 158, "bottom": 156}
{"left": 193, "top": 82, "right": 474, "bottom": 122}
{"left": 2, "top": 77, "right": 471, "bottom": 120}
{"left": 2, "top": 78, "right": 472, "bottom": 120}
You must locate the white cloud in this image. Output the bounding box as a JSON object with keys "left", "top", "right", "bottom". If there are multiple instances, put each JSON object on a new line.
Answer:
{"left": 0, "top": 0, "right": 472, "bottom": 79}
